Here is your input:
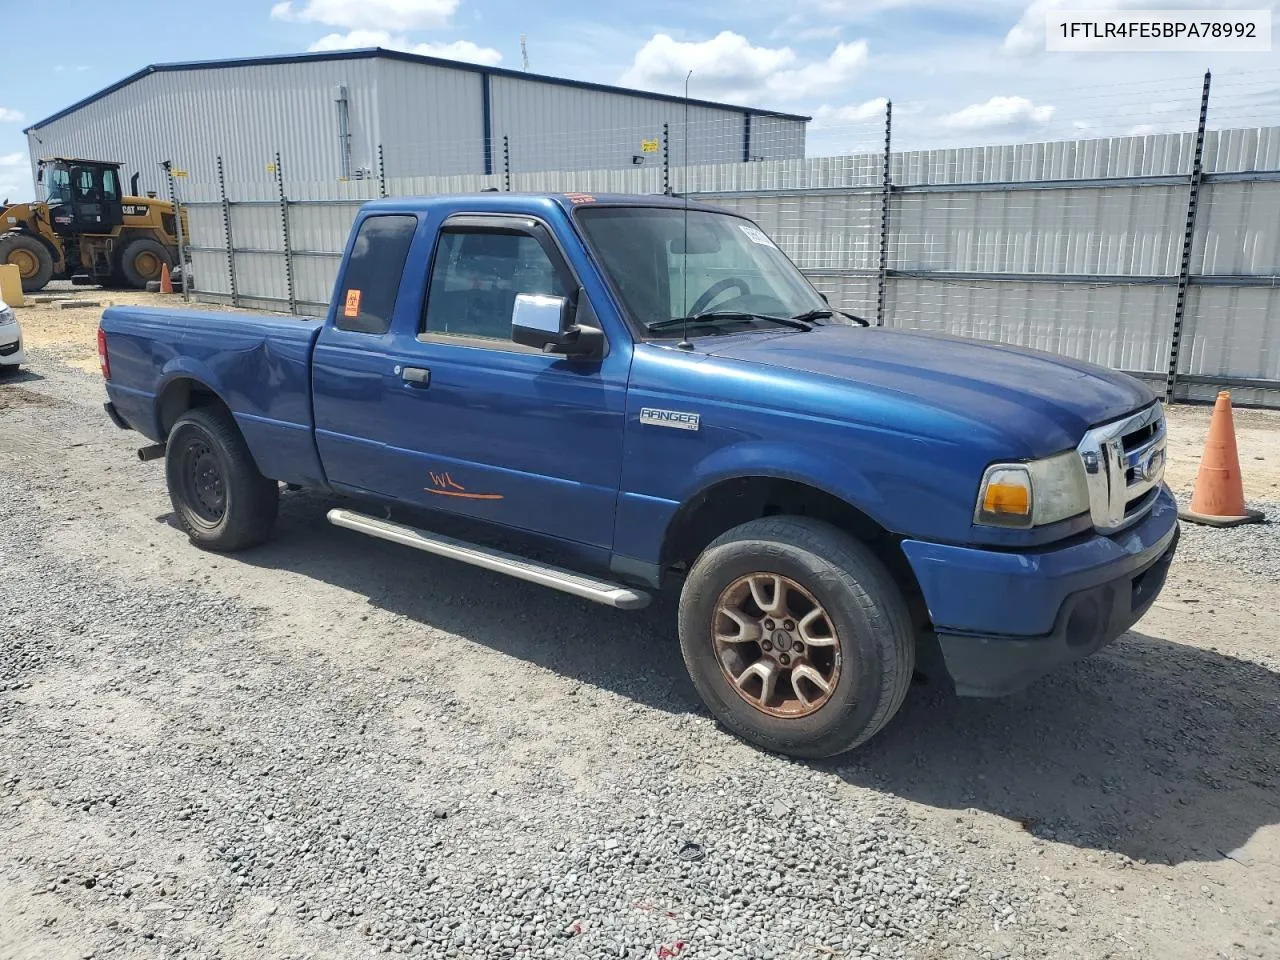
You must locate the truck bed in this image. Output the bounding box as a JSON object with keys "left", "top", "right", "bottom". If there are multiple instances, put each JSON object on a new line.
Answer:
{"left": 101, "top": 306, "right": 326, "bottom": 485}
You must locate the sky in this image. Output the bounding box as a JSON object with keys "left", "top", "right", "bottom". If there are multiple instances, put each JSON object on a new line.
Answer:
{"left": 2, "top": 0, "right": 1278, "bottom": 202}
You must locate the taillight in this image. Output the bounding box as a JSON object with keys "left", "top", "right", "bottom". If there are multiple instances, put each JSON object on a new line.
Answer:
{"left": 98, "top": 327, "right": 110, "bottom": 380}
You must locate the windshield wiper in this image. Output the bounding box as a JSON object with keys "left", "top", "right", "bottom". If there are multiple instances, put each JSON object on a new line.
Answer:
{"left": 646, "top": 311, "right": 813, "bottom": 333}
{"left": 792, "top": 308, "right": 870, "bottom": 328}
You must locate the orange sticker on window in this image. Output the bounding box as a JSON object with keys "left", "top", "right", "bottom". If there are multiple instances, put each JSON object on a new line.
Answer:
{"left": 343, "top": 289, "right": 361, "bottom": 318}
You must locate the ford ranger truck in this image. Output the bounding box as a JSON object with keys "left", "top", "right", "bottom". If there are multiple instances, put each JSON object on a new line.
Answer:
{"left": 98, "top": 194, "right": 1179, "bottom": 758}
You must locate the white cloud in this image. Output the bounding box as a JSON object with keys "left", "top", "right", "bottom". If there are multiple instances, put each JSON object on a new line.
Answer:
{"left": 0, "top": 107, "right": 23, "bottom": 123}
{"left": 54, "top": 65, "right": 90, "bottom": 73}
{"left": 308, "top": 28, "right": 501, "bottom": 64}
{"left": 779, "top": 41, "right": 869, "bottom": 99}
{"left": 622, "top": 32, "right": 794, "bottom": 95}
{"left": 811, "top": 97, "right": 888, "bottom": 129}
{"left": 621, "top": 31, "right": 868, "bottom": 103}
{"left": 0, "top": 152, "right": 25, "bottom": 167}
{"left": 272, "top": 0, "right": 458, "bottom": 31}
{"left": 940, "top": 95, "right": 1055, "bottom": 129}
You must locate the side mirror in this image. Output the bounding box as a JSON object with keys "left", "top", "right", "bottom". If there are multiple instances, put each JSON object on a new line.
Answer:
{"left": 511, "top": 290, "right": 604, "bottom": 358}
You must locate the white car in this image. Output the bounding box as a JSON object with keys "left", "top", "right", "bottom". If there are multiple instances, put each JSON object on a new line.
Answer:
{"left": 0, "top": 299, "right": 23, "bottom": 372}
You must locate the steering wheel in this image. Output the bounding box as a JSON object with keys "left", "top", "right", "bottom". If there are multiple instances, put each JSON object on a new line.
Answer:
{"left": 689, "top": 278, "right": 751, "bottom": 315}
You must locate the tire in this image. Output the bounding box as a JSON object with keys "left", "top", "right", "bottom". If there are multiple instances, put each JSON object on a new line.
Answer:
{"left": 678, "top": 516, "right": 915, "bottom": 758}
{"left": 118, "top": 237, "right": 173, "bottom": 289}
{"left": 0, "top": 234, "right": 55, "bottom": 292}
{"left": 165, "top": 406, "right": 279, "bottom": 551}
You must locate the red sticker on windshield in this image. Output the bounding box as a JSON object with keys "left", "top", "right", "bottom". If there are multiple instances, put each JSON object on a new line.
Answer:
{"left": 343, "top": 289, "right": 361, "bottom": 317}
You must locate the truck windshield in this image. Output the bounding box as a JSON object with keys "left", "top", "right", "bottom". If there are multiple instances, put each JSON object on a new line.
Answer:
{"left": 575, "top": 206, "right": 829, "bottom": 336}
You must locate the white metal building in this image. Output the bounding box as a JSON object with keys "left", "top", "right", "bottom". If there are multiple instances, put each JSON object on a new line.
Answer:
{"left": 23, "top": 48, "right": 809, "bottom": 195}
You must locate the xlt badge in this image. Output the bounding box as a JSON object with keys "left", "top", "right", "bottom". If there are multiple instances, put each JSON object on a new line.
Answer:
{"left": 640, "top": 408, "right": 700, "bottom": 432}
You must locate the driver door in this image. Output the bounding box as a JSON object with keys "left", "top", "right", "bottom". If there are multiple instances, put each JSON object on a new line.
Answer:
{"left": 313, "top": 214, "right": 630, "bottom": 550}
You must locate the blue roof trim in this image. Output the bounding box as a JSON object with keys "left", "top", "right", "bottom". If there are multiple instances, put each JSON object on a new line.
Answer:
{"left": 25, "top": 47, "right": 811, "bottom": 132}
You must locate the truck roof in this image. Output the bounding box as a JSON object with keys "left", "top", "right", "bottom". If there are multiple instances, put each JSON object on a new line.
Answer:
{"left": 359, "top": 193, "right": 729, "bottom": 217}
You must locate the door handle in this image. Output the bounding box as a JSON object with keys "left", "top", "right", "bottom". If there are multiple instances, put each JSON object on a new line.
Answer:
{"left": 401, "top": 366, "right": 431, "bottom": 387}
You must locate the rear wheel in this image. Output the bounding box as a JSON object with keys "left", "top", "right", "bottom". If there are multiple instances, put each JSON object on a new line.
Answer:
{"left": 165, "top": 406, "right": 279, "bottom": 551}
{"left": 678, "top": 516, "right": 915, "bottom": 758}
{"left": 118, "top": 237, "right": 172, "bottom": 289}
{"left": 0, "top": 234, "right": 54, "bottom": 292}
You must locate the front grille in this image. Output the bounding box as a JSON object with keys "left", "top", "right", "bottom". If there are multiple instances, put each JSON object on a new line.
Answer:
{"left": 1077, "top": 403, "right": 1166, "bottom": 533}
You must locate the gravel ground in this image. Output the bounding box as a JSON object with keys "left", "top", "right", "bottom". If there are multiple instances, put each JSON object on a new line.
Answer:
{"left": 2, "top": 344, "right": 1279, "bottom": 960}
{"left": 1172, "top": 494, "right": 1280, "bottom": 580}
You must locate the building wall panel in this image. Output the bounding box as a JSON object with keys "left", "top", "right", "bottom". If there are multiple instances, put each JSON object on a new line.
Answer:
{"left": 27, "top": 60, "right": 382, "bottom": 193}
{"left": 489, "top": 76, "right": 760, "bottom": 172}
{"left": 376, "top": 60, "right": 485, "bottom": 177}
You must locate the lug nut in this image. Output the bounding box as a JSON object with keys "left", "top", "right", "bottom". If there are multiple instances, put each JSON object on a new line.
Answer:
{"left": 792, "top": 641, "right": 803, "bottom": 653}
{"left": 783, "top": 619, "right": 795, "bottom": 631}
{"left": 763, "top": 619, "right": 775, "bottom": 630}
{"left": 762, "top": 640, "right": 773, "bottom": 651}
{"left": 779, "top": 654, "right": 791, "bottom": 665}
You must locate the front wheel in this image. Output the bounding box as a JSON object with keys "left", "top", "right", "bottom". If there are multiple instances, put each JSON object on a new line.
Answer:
{"left": 165, "top": 407, "right": 279, "bottom": 551}
{"left": 118, "top": 237, "right": 173, "bottom": 289}
{"left": 678, "top": 516, "right": 915, "bottom": 758}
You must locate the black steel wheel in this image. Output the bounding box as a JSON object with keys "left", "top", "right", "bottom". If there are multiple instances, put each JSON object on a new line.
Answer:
{"left": 165, "top": 406, "right": 279, "bottom": 551}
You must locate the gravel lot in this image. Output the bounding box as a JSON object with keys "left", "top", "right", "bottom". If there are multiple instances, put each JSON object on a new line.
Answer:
{"left": 2, "top": 296, "right": 1279, "bottom": 960}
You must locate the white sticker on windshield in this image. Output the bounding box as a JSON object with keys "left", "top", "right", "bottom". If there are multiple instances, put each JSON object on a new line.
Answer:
{"left": 739, "top": 224, "right": 774, "bottom": 246}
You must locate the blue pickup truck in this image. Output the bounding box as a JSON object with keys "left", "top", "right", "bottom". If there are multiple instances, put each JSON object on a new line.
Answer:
{"left": 99, "top": 193, "right": 1178, "bottom": 757}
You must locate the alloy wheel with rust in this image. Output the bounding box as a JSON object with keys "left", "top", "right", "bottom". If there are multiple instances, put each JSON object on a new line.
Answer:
{"left": 713, "top": 573, "right": 842, "bottom": 718}
{"left": 678, "top": 516, "right": 915, "bottom": 758}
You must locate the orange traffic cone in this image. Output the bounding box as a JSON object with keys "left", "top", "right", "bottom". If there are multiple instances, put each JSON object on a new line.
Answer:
{"left": 1178, "top": 391, "right": 1264, "bottom": 527}
{"left": 159, "top": 263, "right": 173, "bottom": 294}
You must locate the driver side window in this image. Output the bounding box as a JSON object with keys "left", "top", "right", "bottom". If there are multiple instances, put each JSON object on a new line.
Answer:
{"left": 422, "top": 228, "right": 570, "bottom": 342}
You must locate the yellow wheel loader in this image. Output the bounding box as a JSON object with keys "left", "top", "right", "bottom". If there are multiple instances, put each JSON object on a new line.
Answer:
{"left": 0, "top": 158, "right": 187, "bottom": 293}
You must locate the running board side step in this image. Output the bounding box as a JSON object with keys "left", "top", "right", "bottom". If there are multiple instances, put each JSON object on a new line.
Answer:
{"left": 326, "top": 508, "right": 651, "bottom": 610}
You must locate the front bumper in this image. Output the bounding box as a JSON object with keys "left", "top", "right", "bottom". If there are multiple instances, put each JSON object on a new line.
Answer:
{"left": 902, "top": 485, "right": 1180, "bottom": 697}
{"left": 0, "top": 327, "right": 23, "bottom": 366}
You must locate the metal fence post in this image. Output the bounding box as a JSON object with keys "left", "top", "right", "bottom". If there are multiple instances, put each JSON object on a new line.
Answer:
{"left": 662, "top": 123, "right": 672, "bottom": 195}
{"left": 876, "top": 100, "right": 893, "bottom": 327}
{"left": 503, "top": 135, "right": 511, "bottom": 191}
{"left": 377, "top": 143, "right": 387, "bottom": 199}
{"left": 161, "top": 160, "right": 191, "bottom": 304}
{"left": 1165, "top": 70, "right": 1211, "bottom": 404}
{"left": 216, "top": 156, "right": 239, "bottom": 307}
{"left": 273, "top": 151, "right": 297, "bottom": 315}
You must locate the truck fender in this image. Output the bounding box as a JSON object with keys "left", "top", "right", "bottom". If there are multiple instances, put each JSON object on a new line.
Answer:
{"left": 153, "top": 358, "right": 231, "bottom": 438}
{"left": 680, "top": 440, "right": 890, "bottom": 522}
{"left": 640, "top": 439, "right": 898, "bottom": 572}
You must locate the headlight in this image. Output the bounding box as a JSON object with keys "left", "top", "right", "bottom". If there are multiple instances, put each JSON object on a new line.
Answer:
{"left": 974, "top": 450, "right": 1089, "bottom": 528}
{"left": 0, "top": 305, "right": 15, "bottom": 326}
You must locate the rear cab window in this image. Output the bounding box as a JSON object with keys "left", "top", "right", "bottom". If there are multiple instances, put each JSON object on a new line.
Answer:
{"left": 336, "top": 215, "right": 418, "bottom": 334}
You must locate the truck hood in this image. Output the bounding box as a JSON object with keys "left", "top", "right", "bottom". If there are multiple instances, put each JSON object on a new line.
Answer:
{"left": 702, "top": 325, "right": 1154, "bottom": 456}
